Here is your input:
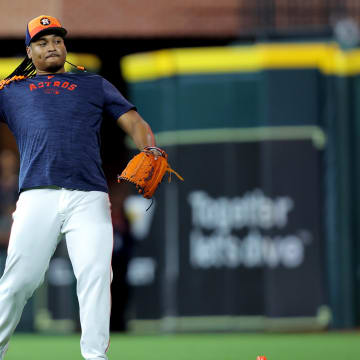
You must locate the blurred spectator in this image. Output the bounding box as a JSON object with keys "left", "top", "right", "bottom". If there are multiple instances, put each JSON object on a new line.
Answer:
{"left": 0, "top": 149, "right": 19, "bottom": 273}
{"left": 109, "top": 181, "right": 135, "bottom": 332}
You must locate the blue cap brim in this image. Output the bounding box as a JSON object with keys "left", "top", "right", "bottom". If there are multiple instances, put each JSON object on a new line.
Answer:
{"left": 25, "top": 27, "right": 67, "bottom": 47}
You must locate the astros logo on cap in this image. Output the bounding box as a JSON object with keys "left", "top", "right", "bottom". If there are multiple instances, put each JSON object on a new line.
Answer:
{"left": 40, "top": 17, "right": 51, "bottom": 26}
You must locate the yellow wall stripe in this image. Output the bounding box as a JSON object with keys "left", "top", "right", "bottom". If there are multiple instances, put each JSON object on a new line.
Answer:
{"left": 121, "top": 42, "right": 360, "bottom": 82}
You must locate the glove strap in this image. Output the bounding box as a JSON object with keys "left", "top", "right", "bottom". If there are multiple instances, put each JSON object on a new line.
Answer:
{"left": 166, "top": 165, "right": 184, "bottom": 183}
{"left": 143, "top": 146, "right": 166, "bottom": 158}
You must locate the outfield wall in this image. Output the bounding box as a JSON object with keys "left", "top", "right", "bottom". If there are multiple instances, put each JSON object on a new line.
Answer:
{"left": 121, "top": 42, "right": 360, "bottom": 330}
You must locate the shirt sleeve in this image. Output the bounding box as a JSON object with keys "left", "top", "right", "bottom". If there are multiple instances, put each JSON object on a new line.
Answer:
{"left": 102, "top": 78, "right": 136, "bottom": 120}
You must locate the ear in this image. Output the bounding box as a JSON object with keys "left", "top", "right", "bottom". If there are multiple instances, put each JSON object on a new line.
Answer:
{"left": 26, "top": 46, "right": 32, "bottom": 60}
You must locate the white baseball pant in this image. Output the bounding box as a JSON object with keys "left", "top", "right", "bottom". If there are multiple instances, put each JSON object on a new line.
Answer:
{"left": 0, "top": 188, "right": 113, "bottom": 360}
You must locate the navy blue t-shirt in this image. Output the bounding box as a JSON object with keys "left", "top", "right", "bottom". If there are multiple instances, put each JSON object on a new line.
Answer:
{"left": 0, "top": 72, "right": 135, "bottom": 193}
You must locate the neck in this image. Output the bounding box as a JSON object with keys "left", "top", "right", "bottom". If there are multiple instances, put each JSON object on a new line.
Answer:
{"left": 36, "top": 67, "right": 66, "bottom": 76}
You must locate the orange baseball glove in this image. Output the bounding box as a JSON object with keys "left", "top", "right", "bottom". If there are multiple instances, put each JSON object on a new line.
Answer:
{"left": 118, "top": 146, "right": 183, "bottom": 199}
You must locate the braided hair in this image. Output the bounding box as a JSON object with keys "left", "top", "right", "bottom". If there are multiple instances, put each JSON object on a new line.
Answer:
{"left": 6, "top": 57, "right": 36, "bottom": 79}
{"left": 0, "top": 56, "right": 35, "bottom": 90}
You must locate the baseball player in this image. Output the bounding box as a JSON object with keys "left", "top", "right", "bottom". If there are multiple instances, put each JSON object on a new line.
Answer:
{"left": 0, "top": 15, "right": 160, "bottom": 360}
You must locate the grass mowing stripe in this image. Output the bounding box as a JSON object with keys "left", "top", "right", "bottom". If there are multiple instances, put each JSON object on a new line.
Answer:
{"left": 6, "top": 333, "right": 359, "bottom": 360}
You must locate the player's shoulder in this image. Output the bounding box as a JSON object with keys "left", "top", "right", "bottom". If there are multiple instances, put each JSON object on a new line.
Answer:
{"left": 67, "top": 72, "right": 109, "bottom": 87}
{"left": 0, "top": 78, "right": 27, "bottom": 93}
{"left": 66, "top": 71, "right": 102, "bottom": 81}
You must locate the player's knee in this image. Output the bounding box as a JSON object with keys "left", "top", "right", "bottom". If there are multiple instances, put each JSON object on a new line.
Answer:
{"left": 81, "top": 263, "right": 111, "bottom": 284}
{"left": 93, "top": 263, "right": 110, "bottom": 279}
{"left": 5, "top": 270, "right": 43, "bottom": 300}
{"left": 1, "top": 281, "right": 34, "bottom": 304}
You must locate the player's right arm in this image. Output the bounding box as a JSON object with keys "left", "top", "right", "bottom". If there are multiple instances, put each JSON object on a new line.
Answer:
{"left": 117, "top": 109, "right": 156, "bottom": 151}
{"left": 102, "top": 77, "right": 161, "bottom": 156}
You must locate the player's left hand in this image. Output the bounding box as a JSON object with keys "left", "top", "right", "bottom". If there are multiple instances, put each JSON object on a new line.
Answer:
{"left": 143, "top": 146, "right": 164, "bottom": 160}
{"left": 118, "top": 146, "right": 183, "bottom": 199}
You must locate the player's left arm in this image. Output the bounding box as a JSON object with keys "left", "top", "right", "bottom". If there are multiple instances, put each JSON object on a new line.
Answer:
{"left": 117, "top": 109, "right": 156, "bottom": 151}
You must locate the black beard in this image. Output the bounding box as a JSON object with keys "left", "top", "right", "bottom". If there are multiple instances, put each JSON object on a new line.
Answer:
{"left": 44, "top": 62, "right": 64, "bottom": 73}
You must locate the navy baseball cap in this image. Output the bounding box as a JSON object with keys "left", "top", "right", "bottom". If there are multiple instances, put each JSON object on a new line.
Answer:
{"left": 25, "top": 15, "right": 67, "bottom": 46}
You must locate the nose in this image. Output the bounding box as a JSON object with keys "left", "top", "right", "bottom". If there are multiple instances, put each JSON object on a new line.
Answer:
{"left": 47, "top": 42, "right": 57, "bottom": 52}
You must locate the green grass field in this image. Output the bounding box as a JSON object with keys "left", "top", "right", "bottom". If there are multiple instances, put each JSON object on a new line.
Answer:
{"left": 4, "top": 332, "right": 359, "bottom": 360}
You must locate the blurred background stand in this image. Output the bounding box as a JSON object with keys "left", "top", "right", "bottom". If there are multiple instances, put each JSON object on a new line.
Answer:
{"left": 109, "top": 182, "right": 135, "bottom": 332}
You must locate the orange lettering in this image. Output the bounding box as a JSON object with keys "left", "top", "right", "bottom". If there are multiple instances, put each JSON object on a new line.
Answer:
{"left": 45, "top": 82, "right": 51, "bottom": 87}
{"left": 29, "top": 84, "right": 37, "bottom": 91}
{"left": 67, "top": 84, "right": 77, "bottom": 91}
{"left": 38, "top": 82, "right": 44, "bottom": 88}
{"left": 53, "top": 81, "right": 60, "bottom": 87}
{"left": 61, "top": 82, "right": 69, "bottom": 88}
